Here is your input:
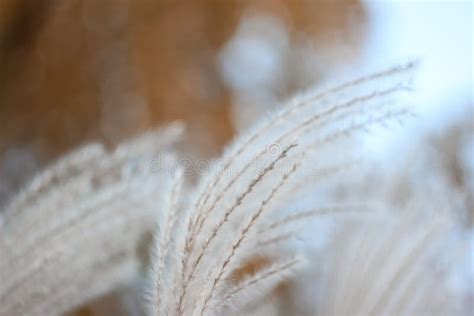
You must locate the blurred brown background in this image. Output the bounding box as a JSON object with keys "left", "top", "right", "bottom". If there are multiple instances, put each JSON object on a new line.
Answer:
{"left": 0, "top": 0, "right": 366, "bottom": 205}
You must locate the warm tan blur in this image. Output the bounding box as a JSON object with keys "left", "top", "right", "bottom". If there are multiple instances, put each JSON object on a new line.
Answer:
{"left": 0, "top": 0, "right": 365, "bottom": 206}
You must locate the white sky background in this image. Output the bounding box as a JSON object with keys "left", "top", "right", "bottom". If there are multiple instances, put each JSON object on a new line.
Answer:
{"left": 219, "top": 1, "right": 473, "bottom": 161}
{"left": 358, "top": 0, "right": 473, "bottom": 160}
{"left": 325, "top": 1, "right": 474, "bottom": 291}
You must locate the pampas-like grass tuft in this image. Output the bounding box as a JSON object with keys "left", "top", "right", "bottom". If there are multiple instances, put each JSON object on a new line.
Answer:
{"left": 147, "top": 63, "right": 419, "bottom": 316}
{"left": 2, "top": 63, "right": 469, "bottom": 316}
{"left": 0, "top": 123, "right": 183, "bottom": 315}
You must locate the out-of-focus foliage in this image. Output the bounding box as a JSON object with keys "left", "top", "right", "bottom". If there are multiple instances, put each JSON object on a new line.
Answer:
{"left": 0, "top": 0, "right": 365, "bottom": 206}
